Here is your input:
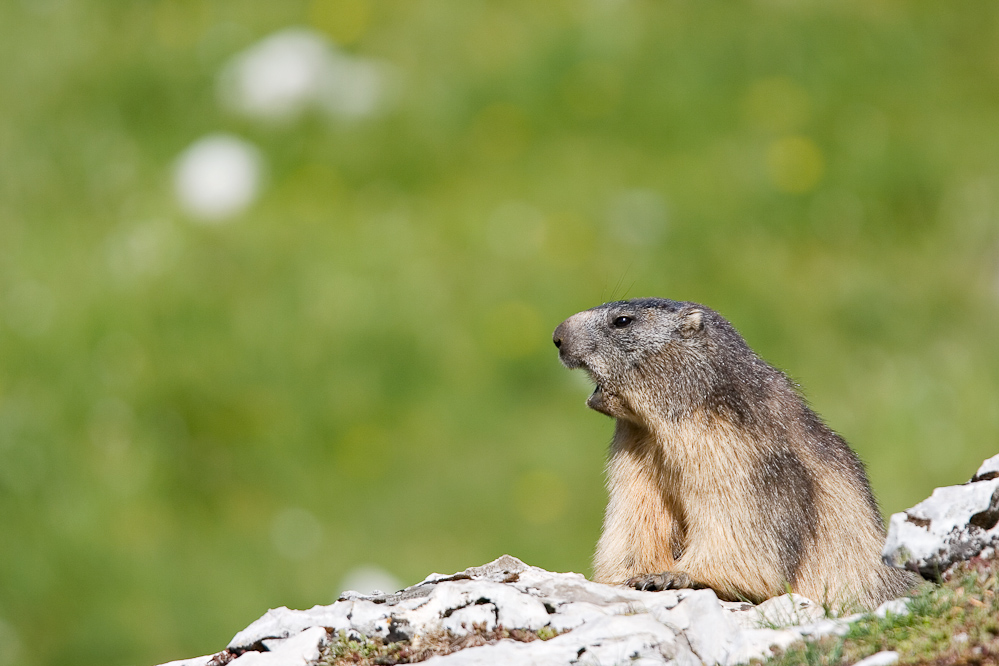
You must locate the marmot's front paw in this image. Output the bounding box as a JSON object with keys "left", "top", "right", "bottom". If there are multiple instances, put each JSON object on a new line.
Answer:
{"left": 625, "top": 571, "right": 703, "bottom": 592}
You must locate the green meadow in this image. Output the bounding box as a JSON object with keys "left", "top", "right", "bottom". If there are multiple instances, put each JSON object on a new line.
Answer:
{"left": 1, "top": 1, "right": 998, "bottom": 665}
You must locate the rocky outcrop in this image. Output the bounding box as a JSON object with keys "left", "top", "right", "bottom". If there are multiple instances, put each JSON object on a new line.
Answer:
{"left": 160, "top": 453, "right": 999, "bottom": 666}
{"left": 883, "top": 454, "right": 999, "bottom": 579}
{"left": 159, "top": 555, "right": 905, "bottom": 666}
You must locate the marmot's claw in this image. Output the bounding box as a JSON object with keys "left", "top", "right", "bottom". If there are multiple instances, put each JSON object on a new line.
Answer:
{"left": 625, "top": 571, "right": 700, "bottom": 591}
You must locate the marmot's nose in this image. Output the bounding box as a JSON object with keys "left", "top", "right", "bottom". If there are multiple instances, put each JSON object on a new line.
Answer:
{"left": 553, "top": 322, "right": 566, "bottom": 349}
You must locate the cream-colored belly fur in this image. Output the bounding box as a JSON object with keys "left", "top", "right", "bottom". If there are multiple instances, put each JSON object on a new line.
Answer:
{"left": 593, "top": 416, "right": 891, "bottom": 608}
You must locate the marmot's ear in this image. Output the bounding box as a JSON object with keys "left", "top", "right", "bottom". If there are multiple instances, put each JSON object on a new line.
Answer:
{"left": 680, "top": 310, "right": 704, "bottom": 337}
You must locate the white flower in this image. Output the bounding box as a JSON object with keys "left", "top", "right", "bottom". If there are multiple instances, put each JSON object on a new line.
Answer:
{"left": 173, "top": 134, "right": 263, "bottom": 222}
{"left": 219, "top": 27, "right": 392, "bottom": 123}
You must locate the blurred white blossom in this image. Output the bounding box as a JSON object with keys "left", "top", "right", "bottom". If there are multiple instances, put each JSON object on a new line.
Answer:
{"left": 173, "top": 134, "right": 264, "bottom": 222}
{"left": 219, "top": 27, "right": 392, "bottom": 123}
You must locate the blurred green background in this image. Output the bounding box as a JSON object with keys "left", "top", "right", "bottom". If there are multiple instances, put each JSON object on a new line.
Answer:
{"left": 2, "top": 1, "right": 998, "bottom": 665}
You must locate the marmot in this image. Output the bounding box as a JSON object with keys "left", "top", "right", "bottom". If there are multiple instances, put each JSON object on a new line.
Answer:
{"left": 553, "top": 298, "right": 914, "bottom": 609}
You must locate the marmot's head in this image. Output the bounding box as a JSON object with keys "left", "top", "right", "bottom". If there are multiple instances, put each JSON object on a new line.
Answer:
{"left": 553, "top": 298, "right": 755, "bottom": 422}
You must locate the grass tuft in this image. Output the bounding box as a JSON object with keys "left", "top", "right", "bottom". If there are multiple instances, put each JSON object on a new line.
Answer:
{"left": 764, "top": 557, "right": 999, "bottom": 666}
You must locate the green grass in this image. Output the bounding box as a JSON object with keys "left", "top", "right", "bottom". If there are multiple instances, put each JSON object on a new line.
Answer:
{"left": 2, "top": 2, "right": 999, "bottom": 666}
{"left": 765, "top": 559, "right": 999, "bottom": 666}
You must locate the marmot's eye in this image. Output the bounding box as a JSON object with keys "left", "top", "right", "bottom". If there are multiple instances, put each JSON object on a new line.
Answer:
{"left": 612, "top": 316, "right": 633, "bottom": 328}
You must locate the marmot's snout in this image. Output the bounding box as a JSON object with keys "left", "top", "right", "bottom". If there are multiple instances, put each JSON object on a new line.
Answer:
{"left": 552, "top": 318, "right": 587, "bottom": 370}
{"left": 555, "top": 312, "right": 634, "bottom": 420}
{"left": 552, "top": 320, "right": 571, "bottom": 365}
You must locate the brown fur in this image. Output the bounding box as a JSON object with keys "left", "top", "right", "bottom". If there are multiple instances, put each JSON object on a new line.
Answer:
{"left": 553, "top": 298, "right": 914, "bottom": 609}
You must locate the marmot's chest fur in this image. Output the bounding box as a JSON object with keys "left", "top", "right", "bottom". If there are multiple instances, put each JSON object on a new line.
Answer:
{"left": 553, "top": 298, "right": 913, "bottom": 609}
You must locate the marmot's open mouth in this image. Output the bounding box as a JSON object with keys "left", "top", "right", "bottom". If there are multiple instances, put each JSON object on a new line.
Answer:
{"left": 582, "top": 367, "right": 607, "bottom": 398}
{"left": 585, "top": 379, "right": 620, "bottom": 417}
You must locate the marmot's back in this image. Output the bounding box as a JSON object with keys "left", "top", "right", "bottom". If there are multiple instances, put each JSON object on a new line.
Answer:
{"left": 553, "top": 298, "right": 914, "bottom": 609}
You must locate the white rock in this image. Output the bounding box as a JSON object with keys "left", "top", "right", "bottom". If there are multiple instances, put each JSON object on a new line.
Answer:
{"left": 564, "top": 614, "right": 687, "bottom": 666}
{"left": 344, "top": 599, "right": 397, "bottom": 639}
{"left": 420, "top": 635, "right": 580, "bottom": 666}
{"left": 405, "top": 580, "right": 551, "bottom": 634}
{"left": 796, "top": 617, "right": 853, "bottom": 638}
{"left": 230, "top": 626, "right": 327, "bottom": 666}
{"left": 421, "top": 614, "right": 686, "bottom": 666}
{"left": 975, "top": 453, "right": 999, "bottom": 480}
{"left": 228, "top": 604, "right": 350, "bottom": 649}
{"left": 441, "top": 603, "right": 498, "bottom": 634}
{"left": 646, "top": 589, "right": 738, "bottom": 665}
{"left": 882, "top": 454, "right": 999, "bottom": 577}
{"left": 156, "top": 657, "right": 213, "bottom": 666}
{"left": 173, "top": 134, "right": 263, "bottom": 222}
{"left": 723, "top": 599, "right": 853, "bottom": 666}
{"left": 545, "top": 601, "right": 614, "bottom": 632}
{"left": 726, "top": 627, "right": 809, "bottom": 666}
{"left": 160, "top": 554, "right": 921, "bottom": 666}
{"left": 853, "top": 650, "right": 899, "bottom": 666}
{"left": 417, "top": 637, "right": 576, "bottom": 666}
{"left": 873, "top": 598, "right": 910, "bottom": 618}
{"left": 515, "top": 566, "right": 672, "bottom": 607}
{"left": 747, "top": 593, "right": 825, "bottom": 629}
